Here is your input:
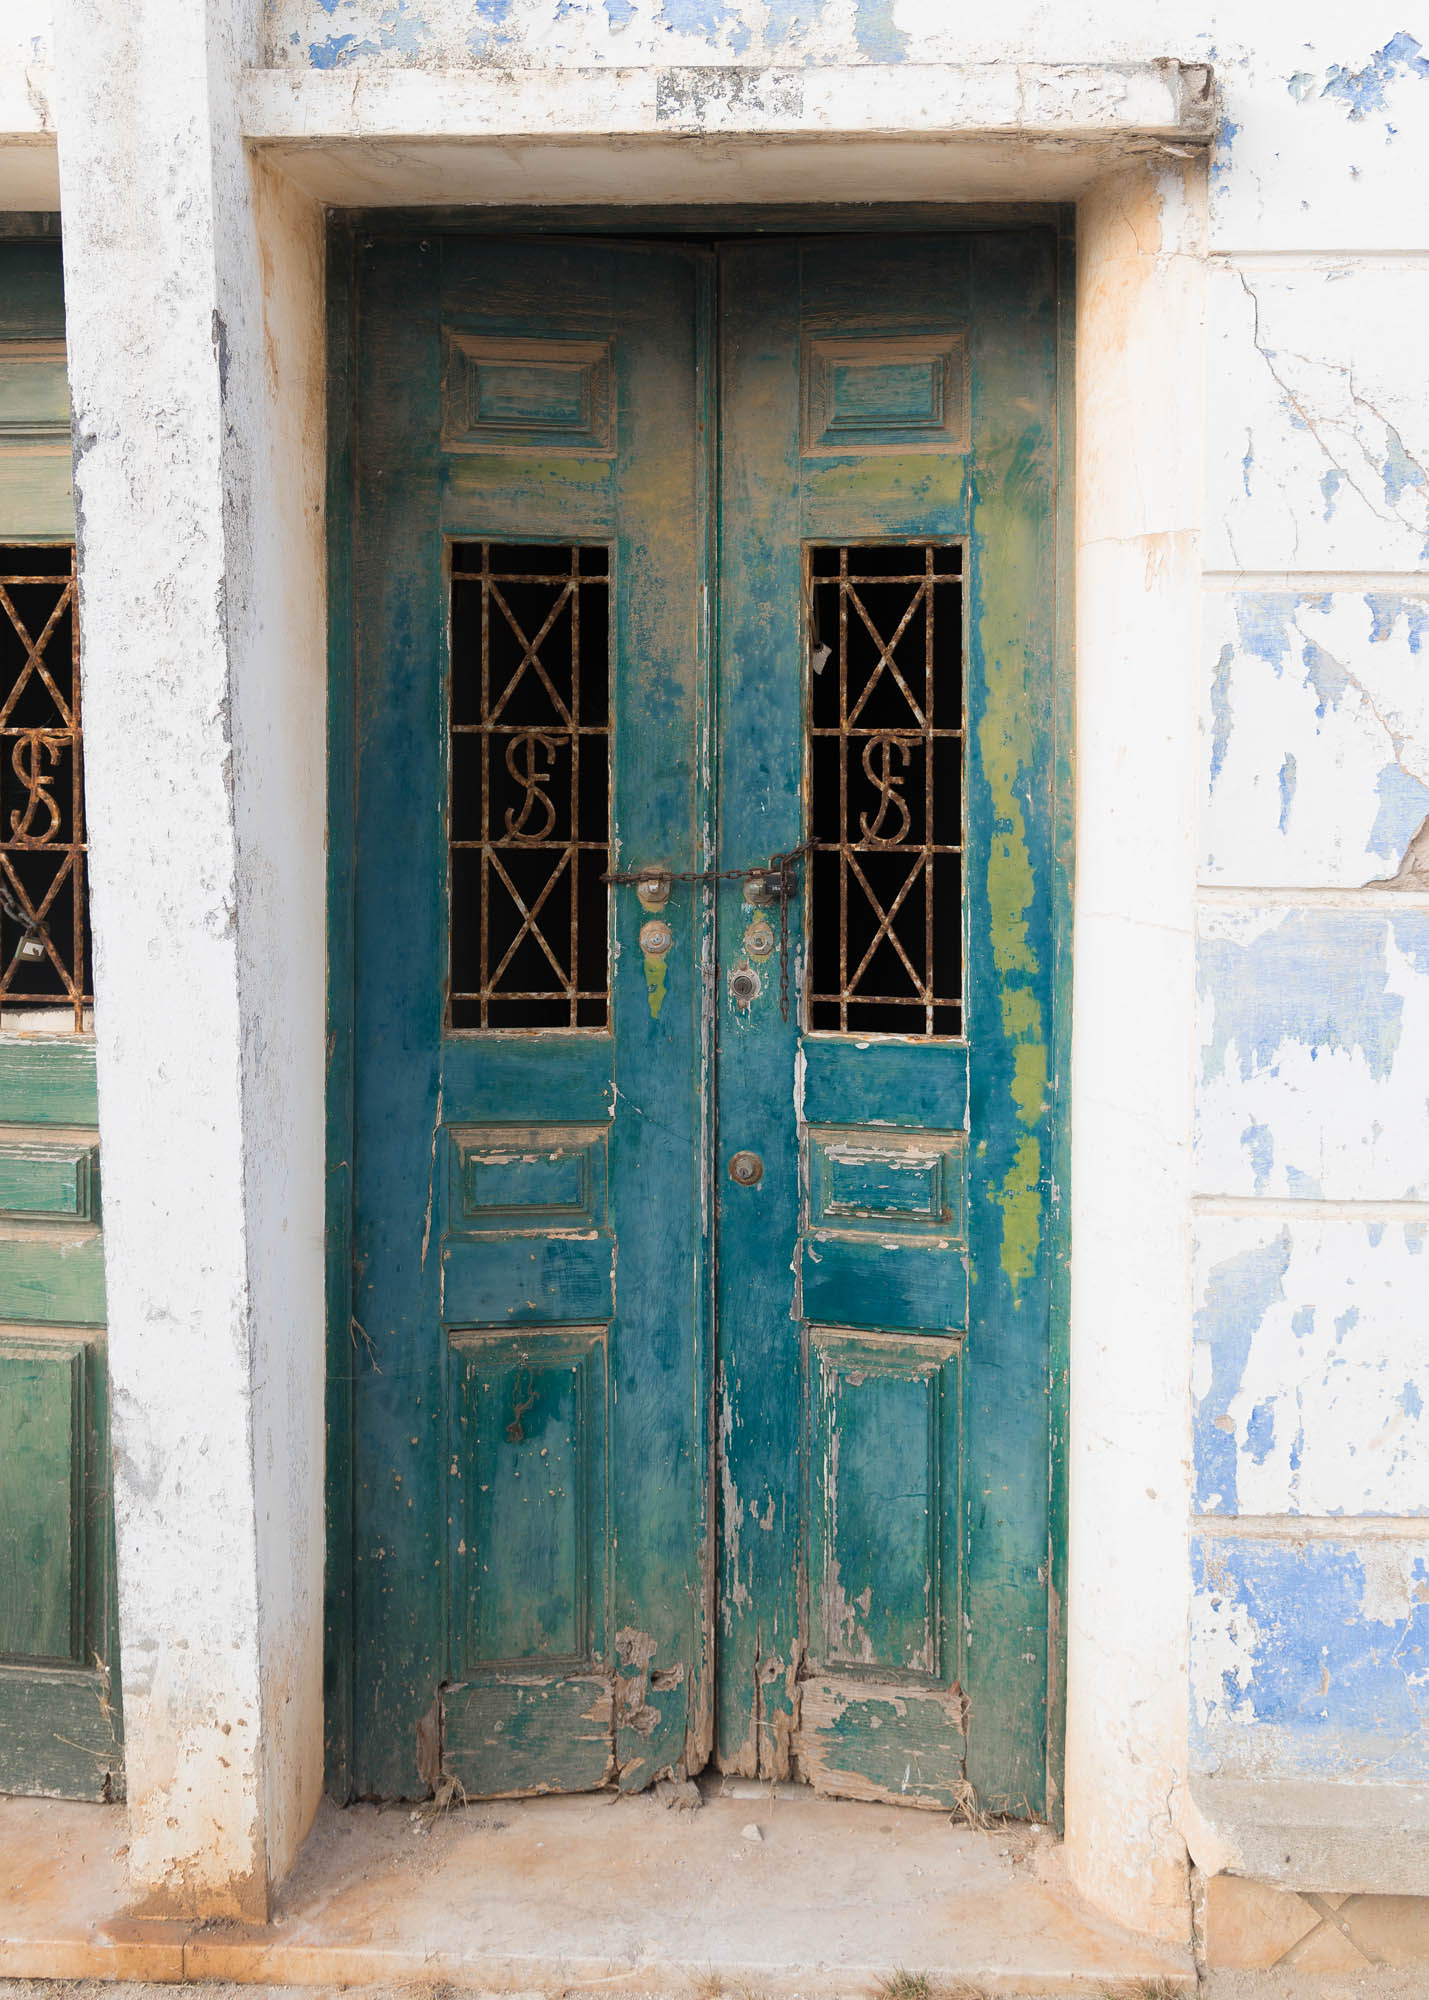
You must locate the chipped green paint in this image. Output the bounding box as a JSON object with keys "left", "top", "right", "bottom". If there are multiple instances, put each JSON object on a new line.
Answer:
{"left": 343, "top": 235, "right": 712, "bottom": 1801}
{"left": 643, "top": 947, "right": 668, "bottom": 1019}
{"left": 443, "top": 456, "right": 614, "bottom": 506}
{"left": 977, "top": 421, "right": 1051, "bottom": 1300}
{"left": 717, "top": 230, "right": 1060, "bottom": 1818}
{"left": 332, "top": 225, "right": 1064, "bottom": 1821}
{"left": 999, "top": 1135, "right": 1043, "bottom": 1293}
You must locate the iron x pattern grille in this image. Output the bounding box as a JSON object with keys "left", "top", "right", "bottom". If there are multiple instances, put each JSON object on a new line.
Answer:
{"left": 0, "top": 543, "right": 91, "bottom": 1028}
{"left": 448, "top": 542, "right": 611, "bottom": 1031}
{"left": 806, "top": 543, "right": 963, "bottom": 1038}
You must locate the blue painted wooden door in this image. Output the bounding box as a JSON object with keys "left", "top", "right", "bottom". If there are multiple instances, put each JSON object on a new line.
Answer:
{"left": 344, "top": 230, "right": 1059, "bottom": 1813}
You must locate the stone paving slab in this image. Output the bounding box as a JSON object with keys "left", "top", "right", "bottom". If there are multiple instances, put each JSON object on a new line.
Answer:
{"left": 0, "top": 1784, "right": 1190, "bottom": 1995}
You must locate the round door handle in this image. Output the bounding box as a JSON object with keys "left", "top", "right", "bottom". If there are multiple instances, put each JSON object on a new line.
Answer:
{"left": 728, "top": 1150, "right": 764, "bottom": 1187}
{"left": 639, "top": 919, "right": 674, "bottom": 956}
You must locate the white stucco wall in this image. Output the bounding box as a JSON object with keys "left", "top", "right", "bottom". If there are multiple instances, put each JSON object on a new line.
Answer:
{"left": 6, "top": 0, "right": 1427, "bottom": 1946}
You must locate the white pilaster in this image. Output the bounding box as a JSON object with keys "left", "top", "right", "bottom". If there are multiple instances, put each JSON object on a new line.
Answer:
{"left": 1064, "top": 157, "right": 1206, "bottom": 1941}
{"left": 52, "top": 0, "right": 326, "bottom": 1919}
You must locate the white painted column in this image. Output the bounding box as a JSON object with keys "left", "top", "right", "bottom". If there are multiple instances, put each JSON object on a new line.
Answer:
{"left": 1063, "top": 159, "right": 1207, "bottom": 1942}
{"left": 52, "top": 0, "right": 327, "bottom": 1919}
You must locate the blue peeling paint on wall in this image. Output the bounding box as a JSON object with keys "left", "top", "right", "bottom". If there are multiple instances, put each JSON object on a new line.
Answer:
{"left": 1366, "top": 594, "right": 1429, "bottom": 651}
{"left": 1193, "top": 1536, "right": 1429, "bottom": 1781}
{"left": 659, "top": 0, "right": 748, "bottom": 45}
{"left": 1277, "top": 753, "right": 1297, "bottom": 833}
{"left": 1301, "top": 638, "right": 1350, "bottom": 718}
{"left": 1381, "top": 423, "right": 1428, "bottom": 508}
{"left": 310, "top": 31, "right": 359, "bottom": 64}
{"left": 1369, "top": 764, "right": 1429, "bottom": 863}
{"left": 764, "top": 0, "right": 811, "bottom": 45}
{"left": 1233, "top": 594, "right": 1294, "bottom": 676}
{"left": 1321, "top": 32, "right": 1429, "bottom": 125}
{"left": 1245, "top": 1398, "right": 1276, "bottom": 1465}
{"left": 852, "top": 0, "right": 909, "bottom": 61}
{"left": 1199, "top": 910, "right": 1405, "bottom": 1085}
{"left": 1211, "top": 115, "right": 1239, "bottom": 190}
{"left": 1241, "top": 1120, "right": 1275, "bottom": 1193}
{"left": 1194, "top": 1231, "right": 1290, "bottom": 1513}
{"left": 307, "top": 0, "right": 430, "bottom": 64}
{"left": 467, "top": 0, "right": 515, "bottom": 54}
{"left": 1209, "top": 643, "right": 1235, "bottom": 788}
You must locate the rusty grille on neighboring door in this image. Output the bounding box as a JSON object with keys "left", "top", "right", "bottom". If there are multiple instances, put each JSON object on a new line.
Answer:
{"left": 806, "top": 543, "right": 963, "bottom": 1038}
{"left": 448, "top": 542, "right": 611, "bottom": 1031}
{"left": 0, "top": 543, "right": 91, "bottom": 1030}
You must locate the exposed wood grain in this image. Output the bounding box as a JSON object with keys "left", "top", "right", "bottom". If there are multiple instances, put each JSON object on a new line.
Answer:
{"left": 0, "top": 1038, "right": 99, "bottom": 1127}
{"left": 0, "top": 1659, "right": 123, "bottom": 1801}
{"left": 0, "top": 1231, "right": 106, "bottom": 1325}
{"left": 0, "top": 1141, "right": 98, "bottom": 1220}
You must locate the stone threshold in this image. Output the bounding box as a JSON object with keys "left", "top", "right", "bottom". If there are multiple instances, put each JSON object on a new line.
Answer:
{"left": 0, "top": 1781, "right": 1192, "bottom": 1994}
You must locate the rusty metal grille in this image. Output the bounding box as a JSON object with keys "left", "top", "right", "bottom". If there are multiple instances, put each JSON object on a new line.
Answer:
{"left": 448, "top": 542, "right": 610, "bottom": 1031}
{"left": 0, "top": 543, "right": 91, "bottom": 1029}
{"left": 806, "top": 543, "right": 963, "bottom": 1037}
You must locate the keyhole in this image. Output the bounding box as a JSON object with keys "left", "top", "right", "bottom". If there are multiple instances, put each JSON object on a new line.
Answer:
{"left": 729, "top": 965, "right": 761, "bottom": 1009}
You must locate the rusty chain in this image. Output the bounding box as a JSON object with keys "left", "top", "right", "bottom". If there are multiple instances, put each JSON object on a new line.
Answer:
{"left": 604, "top": 842, "right": 812, "bottom": 1021}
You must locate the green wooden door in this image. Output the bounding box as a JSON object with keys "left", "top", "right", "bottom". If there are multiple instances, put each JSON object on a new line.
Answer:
{"left": 0, "top": 239, "right": 123, "bottom": 1801}
{"left": 342, "top": 229, "right": 1059, "bottom": 1814}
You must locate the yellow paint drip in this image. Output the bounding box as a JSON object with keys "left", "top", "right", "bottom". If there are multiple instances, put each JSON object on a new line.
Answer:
{"left": 644, "top": 951, "right": 668, "bottom": 1020}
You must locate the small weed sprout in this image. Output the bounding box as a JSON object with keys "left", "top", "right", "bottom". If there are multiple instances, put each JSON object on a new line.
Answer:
{"left": 876, "top": 1971, "right": 933, "bottom": 2000}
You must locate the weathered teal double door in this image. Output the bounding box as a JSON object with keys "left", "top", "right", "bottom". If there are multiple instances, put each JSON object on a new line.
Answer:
{"left": 345, "top": 230, "right": 1059, "bottom": 1815}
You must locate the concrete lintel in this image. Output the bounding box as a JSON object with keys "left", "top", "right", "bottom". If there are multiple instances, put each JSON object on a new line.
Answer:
{"left": 1189, "top": 1777, "right": 1429, "bottom": 1897}
{"left": 244, "top": 60, "right": 1215, "bottom": 142}
{"left": 241, "top": 60, "right": 1214, "bottom": 207}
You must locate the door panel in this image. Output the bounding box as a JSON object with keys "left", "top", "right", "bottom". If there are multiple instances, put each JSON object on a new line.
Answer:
{"left": 349, "top": 238, "right": 713, "bottom": 1799}
{"left": 713, "top": 234, "right": 1057, "bottom": 1811}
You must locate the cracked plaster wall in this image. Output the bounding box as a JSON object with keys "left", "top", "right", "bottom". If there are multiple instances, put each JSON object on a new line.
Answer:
{"left": 6, "top": 0, "right": 1429, "bottom": 1930}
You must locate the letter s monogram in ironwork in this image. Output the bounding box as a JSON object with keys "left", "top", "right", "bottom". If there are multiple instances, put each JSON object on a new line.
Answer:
{"left": 859, "top": 732, "right": 912, "bottom": 847}
{"left": 9, "top": 731, "right": 63, "bottom": 846}
{"left": 503, "top": 730, "right": 559, "bottom": 843}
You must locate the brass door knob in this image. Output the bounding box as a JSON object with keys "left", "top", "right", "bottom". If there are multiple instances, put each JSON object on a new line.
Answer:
{"left": 728, "top": 1151, "right": 764, "bottom": 1186}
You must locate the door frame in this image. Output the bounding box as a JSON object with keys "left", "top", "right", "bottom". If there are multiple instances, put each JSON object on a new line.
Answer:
{"left": 322, "top": 204, "right": 1075, "bottom": 1820}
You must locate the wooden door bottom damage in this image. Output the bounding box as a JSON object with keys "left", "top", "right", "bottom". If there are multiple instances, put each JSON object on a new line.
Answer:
{"left": 418, "top": 1650, "right": 976, "bottom": 1814}
{"left": 417, "top": 1625, "right": 703, "bottom": 1804}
